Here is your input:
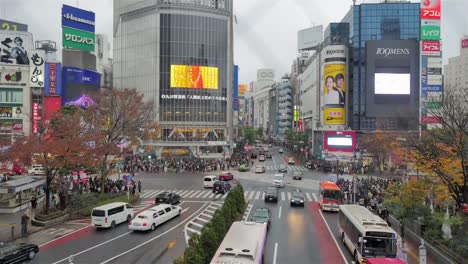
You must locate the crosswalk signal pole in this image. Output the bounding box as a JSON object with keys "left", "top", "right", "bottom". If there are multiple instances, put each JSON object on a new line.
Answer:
{"left": 419, "top": 239, "right": 427, "bottom": 264}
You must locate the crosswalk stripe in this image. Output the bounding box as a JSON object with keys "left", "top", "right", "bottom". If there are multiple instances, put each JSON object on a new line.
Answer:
{"left": 201, "top": 191, "right": 211, "bottom": 198}
{"left": 195, "top": 190, "right": 207, "bottom": 198}
{"left": 183, "top": 190, "right": 194, "bottom": 198}
{"left": 221, "top": 192, "right": 229, "bottom": 199}
{"left": 287, "top": 192, "right": 291, "bottom": 200}
{"left": 214, "top": 194, "right": 222, "bottom": 199}
{"left": 261, "top": 192, "right": 265, "bottom": 200}
{"left": 255, "top": 191, "right": 261, "bottom": 200}
{"left": 178, "top": 190, "right": 188, "bottom": 196}
{"left": 312, "top": 193, "right": 318, "bottom": 201}
{"left": 188, "top": 190, "right": 201, "bottom": 198}
{"left": 141, "top": 190, "right": 158, "bottom": 198}
{"left": 306, "top": 193, "right": 312, "bottom": 201}
{"left": 281, "top": 192, "right": 286, "bottom": 201}
{"left": 207, "top": 193, "right": 215, "bottom": 198}
{"left": 174, "top": 190, "right": 183, "bottom": 195}
{"left": 244, "top": 191, "right": 249, "bottom": 199}
{"left": 248, "top": 191, "right": 255, "bottom": 200}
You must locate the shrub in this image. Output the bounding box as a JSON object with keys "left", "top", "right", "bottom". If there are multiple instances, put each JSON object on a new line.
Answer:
{"left": 35, "top": 208, "right": 67, "bottom": 221}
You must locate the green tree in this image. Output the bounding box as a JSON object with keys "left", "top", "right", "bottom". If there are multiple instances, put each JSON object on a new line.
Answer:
{"left": 183, "top": 234, "right": 204, "bottom": 264}
{"left": 198, "top": 225, "right": 219, "bottom": 263}
{"left": 243, "top": 126, "right": 256, "bottom": 144}
{"left": 256, "top": 127, "right": 264, "bottom": 140}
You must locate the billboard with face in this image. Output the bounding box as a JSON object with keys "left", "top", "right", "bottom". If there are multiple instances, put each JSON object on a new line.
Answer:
{"left": 0, "top": 31, "right": 33, "bottom": 66}
{"left": 321, "top": 45, "right": 347, "bottom": 125}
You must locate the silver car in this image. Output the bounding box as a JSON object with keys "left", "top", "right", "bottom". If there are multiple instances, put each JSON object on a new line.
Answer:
{"left": 255, "top": 165, "right": 266, "bottom": 173}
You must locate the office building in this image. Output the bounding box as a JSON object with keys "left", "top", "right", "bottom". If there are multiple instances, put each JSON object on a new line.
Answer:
{"left": 444, "top": 36, "right": 468, "bottom": 96}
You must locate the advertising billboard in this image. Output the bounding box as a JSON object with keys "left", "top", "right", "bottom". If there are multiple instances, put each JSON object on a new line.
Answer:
{"left": 62, "top": 67, "right": 101, "bottom": 86}
{"left": 322, "top": 45, "right": 346, "bottom": 125}
{"left": 62, "top": 5, "right": 95, "bottom": 33}
{"left": 0, "top": 65, "right": 29, "bottom": 87}
{"left": 63, "top": 27, "right": 95, "bottom": 52}
{"left": 43, "top": 96, "right": 62, "bottom": 124}
{"left": 365, "top": 40, "right": 419, "bottom": 119}
{"left": 421, "top": 40, "right": 441, "bottom": 56}
{"left": 29, "top": 49, "right": 46, "bottom": 88}
{"left": 233, "top": 65, "right": 239, "bottom": 111}
{"left": 170, "top": 65, "right": 218, "bottom": 89}
{"left": 323, "top": 131, "right": 356, "bottom": 161}
{"left": 462, "top": 39, "right": 468, "bottom": 49}
{"left": 32, "top": 102, "right": 40, "bottom": 134}
{"left": 298, "top": 25, "right": 323, "bottom": 50}
{"left": 0, "top": 19, "right": 28, "bottom": 32}
{"left": 420, "top": 0, "right": 441, "bottom": 20}
{"left": 45, "top": 63, "right": 62, "bottom": 95}
{"left": 0, "top": 31, "right": 33, "bottom": 65}
{"left": 421, "top": 20, "right": 441, "bottom": 40}
{"left": 238, "top": 84, "right": 248, "bottom": 97}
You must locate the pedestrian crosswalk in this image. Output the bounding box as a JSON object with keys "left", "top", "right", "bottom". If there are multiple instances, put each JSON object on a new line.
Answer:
{"left": 263, "top": 165, "right": 308, "bottom": 172}
{"left": 141, "top": 189, "right": 319, "bottom": 202}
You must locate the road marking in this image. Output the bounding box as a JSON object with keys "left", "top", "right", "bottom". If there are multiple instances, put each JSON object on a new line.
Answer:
{"left": 287, "top": 192, "right": 291, "bottom": 201}
{"left": 188, "top": 190, "right": 200, "bottom": 198}
{"left": 255, "top": 191, "right": 261, "bottom": 200}
{"left": 201, "top": 191, "right": 212, "bottom": 198}
{"left": 212, "top": 202, "right": 223, "bottom": 207}
{"left": 273, "top": 242, "right": 278, "bottom": 264}
{"left": 178, "top": 190, "right": 189, "bottom": 196}
{"left": 207, "top": 192, "right": 216, "bottom": 198}
{"left": 221, "top": 192, "right": 229, "bottom": 199}
{"left": 141, "top": 190, "right": 159, "bottom": 198}
{"left": 205, "top": 208, "right": 216, "bottom": 214}
{"left": 196, "top": 217, "right": 209, "bottom": 223}
{"left": 201, "top": 212, "right": 213, "bottom": 219}
{"left": 319, "top": 207, "right": 347, "bottom": 263}
{"left": 244, "top": 191, "right": 250, "bottom": 199}
{"left": 184, "top": 202, "right": 210, "bottom": 244}
{"left": 186, "top": 226, "right": 201, "bottom": 235}
{"left": 248, "top": 191, "right": 255, "bottom": 200}
{"left": 183, "top": 190, "right": 195, "bottom": 197}
{"left": 306, "top": 193, "right": 312, "bottom": 201}
{"left": 99, "top": 204, "right": 206, "bottom": 264}
{"left": 194, "top": 190, "right": 205, "bottom": 198}
{"left": 281, "top": 192, "right": 285, "bottom": 201}
{"left": 190, "top": 221, "right": 204, "bottom": 228}
{"left": 278, "top": 206, "right": 282, "bottom": 220}
{"left": 243, "top": 202, "right": 254, "bottom": 221}
{"left": 262, "top": 192, "right": 265, "bottom": 200}
{"left": 174, "top": 190, "right": 184, "bottom": 195}
{"left": 39, "top": 225, "right": 90, "bottom": 248}
{"left": 312, "top": 193, "right": 318, "bottom": 201}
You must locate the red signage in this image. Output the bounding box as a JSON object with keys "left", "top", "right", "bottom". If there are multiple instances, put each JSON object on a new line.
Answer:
{"left": 32, "top": 103, "right": 40, "bottom": 134}
{"left": 43, "top": 96, "right": 62, "bottom": 124}
{"left": 298, "top": 119, "right": 303, "bottom": 132}
{"left": 421, "top": 0, "right": 441, "bottom": 20}
{"left": 49, "top": 63, "right": 57, "bottom": 95}
{"left": 422, "top": 116, "right": 440, "bottom": 124}
{"left": 462, "top": 39, "right": 468, "bottom": 49}
{"left": 12, "top": 122, "right": 23, "bottom": 131}
{"left": 421, "top": 40, "right": 441, "bottom": 56}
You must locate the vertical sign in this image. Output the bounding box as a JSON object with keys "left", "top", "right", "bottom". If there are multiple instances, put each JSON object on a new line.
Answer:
{"left": 233, "top": 65, "right": 239, "bottom": 111}
{"left": 29, "top": 49, "right": 45, "bottom": 88}
{"left": 32, "top": 102, "right": 39, "bottom": 134}
{"left": 49, "top": 63, "right": 57, "bottom": 94}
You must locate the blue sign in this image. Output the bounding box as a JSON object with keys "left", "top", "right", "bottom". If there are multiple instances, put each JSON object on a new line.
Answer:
{"left": 233, "top": 65, "right": 239, "bottom": 111}
{"left": 44, "top": 63, "right": 62, "bottom": 95}
{"left": 422, "top": 84, "right": 442, "bottom": 92}
{"left": 63, "top": 67, "right": 101, "bottom": 86}
{"left": 62, "top": 5, "right": 95, "bottom": 33}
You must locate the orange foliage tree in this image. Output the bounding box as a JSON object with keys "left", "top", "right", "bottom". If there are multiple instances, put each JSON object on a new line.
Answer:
{"left": 359, "top": 130, "right": 402, "bottom": 175}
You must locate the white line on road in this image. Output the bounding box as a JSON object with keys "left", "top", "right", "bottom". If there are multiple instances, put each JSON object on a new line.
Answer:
{"left": 312, "top": 193, "right": 318, "bottom": 201}
{"left": 306, "top": 193, "right": 312, "bottom": 201}
{"left": 255, "top": 191, "right": 261, "bottom": 200}
{"left": 201, "top": 191, "right": 212, "bottom": 198}
{"left": 319, "top": 208, "right": 347, "bottom": 263}
{"left": 183, "top": 190, "right": 194, "bottom": 198}
{"left": 273, "top": 242, "right": 278, "bottom": 264}
{"left": 99, "top": 205, "right": 204, "bottom": 264}
{"left": 248, "top": 191, "right": 255, "bottom": 200}
{"left": 188, "top": 190, "right": 200, "bottom": 198}
{"left": 281, "top": 192, "right": 285, "bottom": 201}
{"left": 178, "top": 190, "right": 189, "bottom": 196}
{"left": 287, "top": 192, "right": 291, "bottom": 201}
{"left": 278, "top": 206, "right": 282, "bottom": 220}
{"left": 243, "top": 202, "right": 254, "bottom": 221}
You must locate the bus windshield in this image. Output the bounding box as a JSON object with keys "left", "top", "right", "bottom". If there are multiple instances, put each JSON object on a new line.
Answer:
{"left": 363, "top": 237, "right": 397, "bottom": 257}
{"left": 323, "top": 190, "right": 341, "bottom": 201}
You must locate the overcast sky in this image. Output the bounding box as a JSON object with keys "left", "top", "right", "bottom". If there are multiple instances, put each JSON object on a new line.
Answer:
{"left": 1, "top": 0, "right": 467, "bottom": 84}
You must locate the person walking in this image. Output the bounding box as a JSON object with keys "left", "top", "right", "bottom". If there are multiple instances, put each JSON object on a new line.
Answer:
{"left": 137, "top": 180, "right": 142, "bottom": 193}
{"left": 21, "top": 211, "right": 29, "bottom": 235}
{"left": 30, "top": 196, "right": 37, "bottom": 210}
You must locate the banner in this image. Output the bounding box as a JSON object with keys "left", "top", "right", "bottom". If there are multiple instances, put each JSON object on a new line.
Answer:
{"left": 62, "top": 27, "right": 95, "bottom": 52}
{"left": 43, "top": 96, "right": 62, "bottom": 124}
{"left": 323, "top": 63, "right": 346, "bottom": 125}
{"left": 45, "top": 63, "right": 62, "bottom": 95}
{"left": 324, "top": 108, "right": 345, "bottom": 125}
{"left": 62, "top": 5, "right": 95, "bottom": 33}
{"left": 421, "top": 20, "right": 440, "bottom": 40}
{"left": 0, "top": 31, "right": 33, "bottom": 65}
{"left": 32, "top": 102, "right": 40, "bottom": 134}
{"left": 239, "top": 84, "right": 248, "bottom": 97}
{"left": 233, "top": 65, "right": 239, "bottom": 111}
{"left": 29, "top": 49, "right": 46, "bottom": 88}
{"left": 63, "top": 67, "right": 101, "bottom": 86}
{"left": 0, "top": 65, "right": 28, "bottom": 87}
{"left": 420, "top": 0, "right": 441, "bottom": 20}
{"left": 421, "top": 40, "right": 441, "bottom": 56}
{"left": 170, "top": 65, "right": 218, "bottom": 89}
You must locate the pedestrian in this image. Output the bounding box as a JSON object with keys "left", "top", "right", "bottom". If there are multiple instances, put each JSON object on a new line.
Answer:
{"left": 137, "top": 180, "right": 142, "bottom": 193}
{"left": 30, "top": 196, "right": 37, "bottom": 210}
{"left": 21, "top": 211, "right": 29, "bottom": 235}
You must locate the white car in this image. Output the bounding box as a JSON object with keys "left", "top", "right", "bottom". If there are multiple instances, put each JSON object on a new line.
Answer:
{"left": 128, "top": 204, "right": 182, "bottom": 231}
{"left": 288, "top": 158, "right": 295, "bottom": 165}
{"left": 254, "top": 166, "right": 266, "bottom": 173}
{"left": 28, "top": 165, "right": 45, "bottom": 175}
{"left": 273, "top": 173, "right": 285, "bottom": 188}
{"left": 278, "top": 148, "right": 284, "bottom": 154}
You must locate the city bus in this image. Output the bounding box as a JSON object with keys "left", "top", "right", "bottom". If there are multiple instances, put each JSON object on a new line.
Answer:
{"left": 319, "top": 181, "right": 341, "bottom": 211}
{"left": 338, "top": 205, "right": 397, "bottom": 264}
{"left": 210, "top": 221, "right": 267, "bottom": 264}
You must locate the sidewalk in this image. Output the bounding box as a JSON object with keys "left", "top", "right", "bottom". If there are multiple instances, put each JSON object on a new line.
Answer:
{"left": 0, "top": 207, "right": 44, "bottom": 242}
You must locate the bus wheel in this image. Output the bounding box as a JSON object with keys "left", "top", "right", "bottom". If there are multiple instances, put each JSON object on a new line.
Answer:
{"left": 341, "top": 233, "right": 345, "bottom": 244}
{"left": 353, "top": 251, "right": 358, "bottom": 262}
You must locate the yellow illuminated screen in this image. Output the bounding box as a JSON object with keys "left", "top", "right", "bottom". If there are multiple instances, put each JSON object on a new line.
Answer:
{"left": 239, "top": 84, "right": 248, "bottom": 96}
{"left": 171, "top": 65, "right": 218, "bottom": 89}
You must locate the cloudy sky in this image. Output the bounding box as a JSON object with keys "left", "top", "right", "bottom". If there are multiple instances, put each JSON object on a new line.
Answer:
{"left": 1, "top": 0, "right": 467, "bottom": 84}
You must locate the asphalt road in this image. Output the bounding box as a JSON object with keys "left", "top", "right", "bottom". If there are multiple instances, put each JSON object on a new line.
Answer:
{"left": 31, "top": 146, "right": 349, "bottom": 264}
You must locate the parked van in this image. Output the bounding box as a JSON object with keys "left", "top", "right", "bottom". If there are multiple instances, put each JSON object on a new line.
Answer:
{"left": 273, "top": 173, "right": 286, "bottom": 188}
{"left": 203, "top": 175, "right": 218, "bottom": 188}
{"left": 28, "top": 165, "right": 45, "bottom": 175}
{"left": 91, "top": 202, "right": 134, "bottom": 228}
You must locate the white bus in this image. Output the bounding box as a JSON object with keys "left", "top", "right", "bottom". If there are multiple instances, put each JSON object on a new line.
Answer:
{"left": 210, "top": 221, "right": 267, "bottom": 264}
{"left": 338, "top": 205, "right": 397, "bottom": 264}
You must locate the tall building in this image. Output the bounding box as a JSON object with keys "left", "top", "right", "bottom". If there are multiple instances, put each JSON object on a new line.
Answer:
{"left": 113, "top": 0, "right": 234, "bottom": 158}
{"left": 347, "top": 2, "right": 421, "bottom": 131}
{"left": 275, "top": 77, "right": 292, "bottom": 136}
{"left": 95, "top": 34, "right": 113, "bottom": 89}
{"left": 444, "top": 36, "right": 468, "bottom": 96}
{"left": 252, "top": 69, "right": 275, "bottom": 137}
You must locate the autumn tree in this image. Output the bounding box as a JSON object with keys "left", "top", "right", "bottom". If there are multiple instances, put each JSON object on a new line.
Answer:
{"left": 82, "top": 88, "right": 155, "bottom": 193}
{"left": 359, "top": 130, "right": 402, "bottom": 175}
{"left": 2, "top": 106, "right": 96, "bottom": 214}
{"left": 406, "top": 89, "right": 468, "bottom": 208}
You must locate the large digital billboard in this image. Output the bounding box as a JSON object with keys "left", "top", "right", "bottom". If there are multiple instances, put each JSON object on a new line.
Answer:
{"left": 321, "top": 45, "right": 347, "bottom": 126}
{"left": 323, "top": 131, "right": 356, "bottom": 161}
{"left": 170, "top": 65, "right": 218, "bottom": 89}
{"left": 374, "top": 73, "right": 410, "bottom": 95}
{"left": 0, "top": 31, "right": 33, "bottom": 65}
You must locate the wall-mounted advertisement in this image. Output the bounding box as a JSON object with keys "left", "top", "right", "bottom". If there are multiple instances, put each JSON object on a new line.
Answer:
{"left": 45, "top": 63, "right": 62, "bottom": 95}
{"left": 0, "top": 31, "right": 33, "bottom": 65}
{"left": 29, "top": 49, "right": 45, "bottom": 88}
{"left": 170, "top": 65, "right": 218, "bottom": 89}
{"left": 62, "top": 5, "right": 95, "bottom": 33}
{"left": 0, "top": 107, "right": 12, "bottom": 117}
{"left": 375, "top": 73, "right": 411, "bottom": 95}
{"left": 322, "top": 45, "right": 346, "bottom": 126}
{"left": 43, "top": 96, "right": 62, "bottom": 124}
{"left": 421, "top": 20, "right": 441, "bottom": 40}
{"left": 32, "top": 102, "right": 40, "bottom": 134}
{"left": 0, "top": 19, "right": 28, "bottom": 32}
{"left": 323, "top": 130, "right": 356, "bottom": 161}
{"left": 62, "top": 27, "right": 95, "bottom": 52}
{"left": 421, "top": 40, "right": 441, "bottom": 56}
{"left": 63, "top": 67, "right": 101, "bottom": 86}
{"left": 238, "top": 84, "right": 248, "bottom": 97}
{"left": 233, "top": 65, "right": 239, "bottom": 111}
{"left": 420, "top": 0, "right": 441, "bottom": 20}
{"left": 0, "top": 65, "right": 28, "bottom": 87}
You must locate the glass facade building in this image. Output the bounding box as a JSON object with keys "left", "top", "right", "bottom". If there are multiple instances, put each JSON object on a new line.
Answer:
{"left": 114, "top": 0, "right": 233, "bottom": 157}
{"left": 346, "top": 3, "right": 420, "bottom": 130}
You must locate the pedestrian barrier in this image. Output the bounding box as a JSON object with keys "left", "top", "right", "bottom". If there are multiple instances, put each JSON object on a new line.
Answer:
{"left": 0, "top": 223, "right": 16, "bottom": 238}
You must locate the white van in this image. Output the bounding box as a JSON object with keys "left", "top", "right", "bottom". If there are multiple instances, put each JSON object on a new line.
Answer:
{"left": 273, "top": 173, "right": 286, "bottom": 188}
{"left": 28, "top": 164, "right": 45, "bottom": 175}
{"left": 203, "top": 175, "right": 218, "bottom": 188}
{"left": 91, "top": 202, "right": 134, "bottom": 228}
